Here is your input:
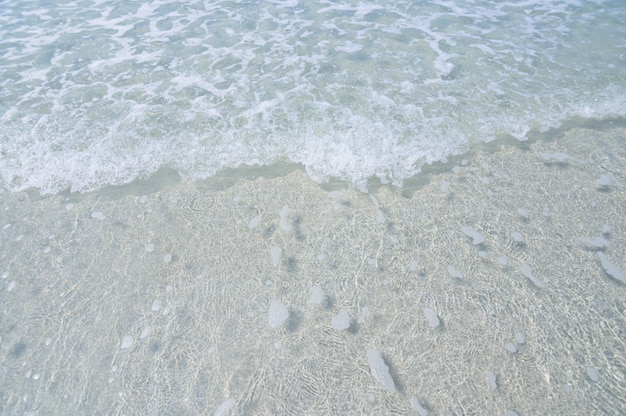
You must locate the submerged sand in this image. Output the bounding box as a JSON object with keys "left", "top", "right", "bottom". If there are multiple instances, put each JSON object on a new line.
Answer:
{"left": 1, "top": 125, "right": 625, "bottom": 415}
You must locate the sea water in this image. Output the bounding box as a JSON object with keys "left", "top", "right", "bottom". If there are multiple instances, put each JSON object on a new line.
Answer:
{"left": 2, "top": 1, "right": 626, "bottom": 415}
{"left": 1, "top": 0, "right": 625, "bottom": 193}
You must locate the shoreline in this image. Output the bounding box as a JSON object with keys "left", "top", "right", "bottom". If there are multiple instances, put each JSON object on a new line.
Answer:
{"left": 7, "top": 117, "right": 626, "bottom": 200}
{"left": 1, "top": 124, "right": 625, "bottom": 414}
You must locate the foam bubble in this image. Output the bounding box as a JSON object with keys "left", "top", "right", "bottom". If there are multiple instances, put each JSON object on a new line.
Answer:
{"left": 597, "top": 253, "right": 625, "bottom": 284}
{"left": 595, "top": 175, "right": 612, "bottom": 186}
{"left": 586, "top": 367, "right": 599, "bottom": 382}
{"left": 486, "top": 371, "right": 497, "bottom": 391}
{"left": 308, "top": 285, "right": 326, "bottom": 305}
{"left": 461, "top": 226, "right": 484, "bottom": 245}
{"left": 366, "top": 349, "right": 396, "bottom": 394}
{"left": 331, "top": 309, "right": 350, "bottom": 330}
{"left": 520, "top": 264, "right": 544, "bottom": 287}
{"left": 279, "top": 206, "right": 291, "bottom": 232}
{"left": 139, "top": 326, "right": 152, "bottom": 339}
{"left": 505, "top": 342, "right": 517, "bottom": 353}
{"left": 580, "top": 236, "right": 608, "bottom": 249}
{"left": 120, "top": 335, "right": 134, "bottom": 349}
{"left": 268, "top": 300, "right": 289, "bottom": 328}
{"left": 270, "top": 246, "right": 282, "bottom": 267}
{"left": 447, "top": 265, "right": 464, "bottom": 279}
{"left": 409, "top": 397, "right": 428, "bottom": 416}
{"left": 214, "top": 398, "right": 236, "bottom": 416}
{"left": 248, "top": 215, "right": 262, "bottom": 229}
{"left": 538, "top": 152, "right": 580, "bottom": 163}
{"left": 423, "top": 308, "right": 441, "bottom": 328}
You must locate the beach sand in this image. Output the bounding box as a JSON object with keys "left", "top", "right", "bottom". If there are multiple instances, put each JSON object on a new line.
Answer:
{"left": 1, "top": 124, "right": 625, "bottom": 415}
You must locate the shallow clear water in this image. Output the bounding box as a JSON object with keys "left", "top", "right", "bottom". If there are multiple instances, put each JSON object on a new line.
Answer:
{"left": 1, "top": 124, "right": 626, "bottom": 415}
{"left": 1, "top": 0, "right": 625, "bottom": 193}
{"left": 1, "top": 2, "right": 626, "bottom": 415}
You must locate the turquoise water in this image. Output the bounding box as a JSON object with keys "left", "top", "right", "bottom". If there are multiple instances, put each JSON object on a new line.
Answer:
{"left": 1, "top": 0, "right": 625, "bottom": 194}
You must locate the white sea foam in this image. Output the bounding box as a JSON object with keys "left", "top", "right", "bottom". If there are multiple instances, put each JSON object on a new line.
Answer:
{"left": 1, "top": 0, "right": 624, "bottom": 193}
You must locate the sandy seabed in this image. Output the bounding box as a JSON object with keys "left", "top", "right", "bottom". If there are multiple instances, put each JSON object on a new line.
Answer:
{"left": 1, "top": 125, "right": 625, "bottom": 415}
